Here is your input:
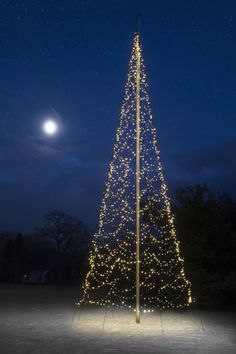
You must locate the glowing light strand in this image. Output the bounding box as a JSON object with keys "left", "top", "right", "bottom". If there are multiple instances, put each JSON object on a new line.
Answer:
{"left": 80, "top": 34, "right": 192, "bottom": 310}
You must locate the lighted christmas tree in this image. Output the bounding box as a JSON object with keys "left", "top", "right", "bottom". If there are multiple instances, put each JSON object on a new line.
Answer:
{"left": 81, "top": 32, "right": 192, "bottom": 311}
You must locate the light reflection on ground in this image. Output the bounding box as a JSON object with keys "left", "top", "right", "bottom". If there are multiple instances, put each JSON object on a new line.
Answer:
{"left": 72, "top": 306, "right": 202, "bottom": 335}
{"left": 0, "top": 285, "right": 235, "bottom": 353}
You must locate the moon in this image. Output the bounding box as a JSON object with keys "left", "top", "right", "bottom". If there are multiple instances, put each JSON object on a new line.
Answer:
{"left": 43, "top": 119, "right": 58, "bottom": 135}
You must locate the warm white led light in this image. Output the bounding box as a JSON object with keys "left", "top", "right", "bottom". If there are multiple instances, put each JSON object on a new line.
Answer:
{"left": 80, "top": 34, "right": 192, "bottom": 311}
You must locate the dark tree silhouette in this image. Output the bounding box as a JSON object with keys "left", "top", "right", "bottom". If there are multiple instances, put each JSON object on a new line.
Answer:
{"left": 36, "top": 211, "right": 85, "bottom": 255}
{"left": 35, "top": 210, "right": 92, "bottom": 284}
{"left": 174, "top": 184, "right": 236, "bottom": 306}
{"left": 0, "top": 233, "right": 26, "bottom": 283}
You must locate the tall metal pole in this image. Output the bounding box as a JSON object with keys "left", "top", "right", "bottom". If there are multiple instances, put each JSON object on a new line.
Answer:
{"left": 135, "top": 15, "right": 141, "bottom": 324}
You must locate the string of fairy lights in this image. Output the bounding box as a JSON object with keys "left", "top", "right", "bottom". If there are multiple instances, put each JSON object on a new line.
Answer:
{"left": 80, "top": 34, "right": 192, "bottom": 310}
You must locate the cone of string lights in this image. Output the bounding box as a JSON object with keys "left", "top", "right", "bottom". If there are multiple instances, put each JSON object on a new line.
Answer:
{"left": 80, "top": 23, "right": 192, "bottom": 318}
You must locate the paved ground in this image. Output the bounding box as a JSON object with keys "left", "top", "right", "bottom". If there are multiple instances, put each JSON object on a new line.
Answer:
{"left": 0, "top": 285, "right": 235, "bottom": 353}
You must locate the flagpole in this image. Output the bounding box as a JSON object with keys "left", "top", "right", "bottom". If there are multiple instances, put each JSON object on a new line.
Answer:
{"left": 135, "top": 15, "right": 141, "bottom": 324}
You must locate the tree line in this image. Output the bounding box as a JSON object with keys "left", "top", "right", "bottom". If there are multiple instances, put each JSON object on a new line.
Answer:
{"left": 0, "top": 184, "right": 235, "bottom": 307}
{"left": 0, "top": 211, "right": 92, "bottom": 286}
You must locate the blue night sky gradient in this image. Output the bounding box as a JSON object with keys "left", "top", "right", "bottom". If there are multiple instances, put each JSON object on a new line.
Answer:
{"left": 0, "top": 0, "right": 236, "bottom": 232}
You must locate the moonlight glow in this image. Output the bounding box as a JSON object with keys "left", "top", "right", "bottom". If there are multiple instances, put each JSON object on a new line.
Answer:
{"left": 43, "top": 120, "right": 58, "bottom": 135}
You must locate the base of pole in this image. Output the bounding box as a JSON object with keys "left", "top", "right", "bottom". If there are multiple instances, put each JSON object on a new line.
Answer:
{"left": 136, "top": 312, "right": 140, "bottom": 323}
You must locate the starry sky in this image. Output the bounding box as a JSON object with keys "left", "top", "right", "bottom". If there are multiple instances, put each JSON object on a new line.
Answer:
{"left": 0, "top": 0, "right": 235, "bottom": 232}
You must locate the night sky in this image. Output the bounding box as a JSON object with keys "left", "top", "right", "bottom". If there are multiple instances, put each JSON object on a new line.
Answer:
{"left": 0, "top": 0, "right": 235, "bottom": 232}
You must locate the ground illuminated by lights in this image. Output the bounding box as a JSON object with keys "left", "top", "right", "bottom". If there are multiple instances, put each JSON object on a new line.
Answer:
{"left": 0, "top": 285, "right": 235, "bottom": 353}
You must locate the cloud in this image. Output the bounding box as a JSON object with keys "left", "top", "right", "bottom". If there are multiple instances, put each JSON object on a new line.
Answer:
{"left": 19, "top": 135, "right": 83, "bottom": 167}
{"left": 28, "top": 140, "right": 63, "bottom": 159}
{"left": 175, "top": 140, "right": 236, "bottom": 174}
{"left": 166, "top": 139, "right": 236, "bottom": 198}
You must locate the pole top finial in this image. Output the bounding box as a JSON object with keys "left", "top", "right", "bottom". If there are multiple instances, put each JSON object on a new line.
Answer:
{"left": 136, "top": 15, "right": 141, "bottom": 36}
